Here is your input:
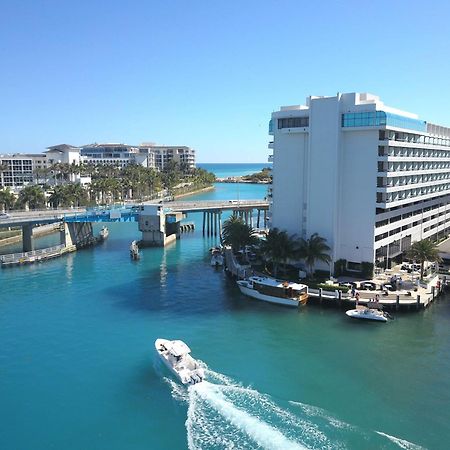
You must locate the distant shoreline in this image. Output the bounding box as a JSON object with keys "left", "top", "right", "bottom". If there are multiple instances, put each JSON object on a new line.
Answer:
{"left": 173, "top": 185, "right": 215, "bottom": 199}
{"left": 216, "top": 177, "right": 270, "bottom": 184}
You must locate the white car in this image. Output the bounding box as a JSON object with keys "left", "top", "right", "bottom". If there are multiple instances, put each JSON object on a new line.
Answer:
{"left": 0, "top": 213, "right": 10, "bottom": 219}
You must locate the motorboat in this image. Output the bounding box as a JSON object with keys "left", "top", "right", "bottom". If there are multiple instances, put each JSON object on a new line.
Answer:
{"left": 155, "top": 339, "right": 204, "bottom": 385}
{"left": 99, "top": 226, "right": 109, "bottom": 240}
{"left": 346, "top": 304, "right": 390, "bottom": 322}
{"left": 210, "top": 247, "right": 224, "bottom": 267}
{"left": 130, "top": 240, "right": 140, "bottom": 260}
{"left": 237, "top": 275, "right": 308, "bottom": 307}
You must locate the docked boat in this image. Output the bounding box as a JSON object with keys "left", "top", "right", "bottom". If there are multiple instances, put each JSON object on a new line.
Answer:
{"left": 346, "top": 304, "right": 389, "bottom": 322}
{"left": 99, "top": 226, "right": 109, "bottom": 240}
{"left": 237, "top": 275, "right": 309, "bottom": 307}
{"left": 155, "top": 339, "right": 204, "bottom": 385}
{"left": 130, "top": 240, "right": 140, "bottom": 260}
{"left": 210, "top": 247, "right": 224, "bottom": 267}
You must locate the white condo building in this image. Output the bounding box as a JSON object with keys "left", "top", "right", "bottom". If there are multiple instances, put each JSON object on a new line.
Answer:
{"left": 0, "top": 145, "right": 87, "bottom": 191}
{"left": 269, "top": 92, "right": 450, "bottom": 272}
{"left": 139, "top": 144, "right": 196, "bottom": 170}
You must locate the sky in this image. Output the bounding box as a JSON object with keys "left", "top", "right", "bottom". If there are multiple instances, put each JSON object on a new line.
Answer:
{"left": 1, "top": 0, "right": 449, "bottom": 162}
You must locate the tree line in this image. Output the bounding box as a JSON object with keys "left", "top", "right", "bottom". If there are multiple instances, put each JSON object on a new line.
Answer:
{"left": 222, "top": 215, "right": 442, "bottom": 280}
{"left": 0, "top": 161, "right": 216, "bottom": 210}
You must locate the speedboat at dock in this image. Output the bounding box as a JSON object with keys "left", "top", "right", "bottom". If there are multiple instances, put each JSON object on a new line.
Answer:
{"left": 237, "top": 275, "right": 308, "bottom": 307}
{"left": 346, "top": 304, "right": 390, "bottom": 322}
{"left": 155, "top": 339, "right": 204, "bottom": 385}
{"left": 210, "top": 247, "right": 224, "bottom": 267}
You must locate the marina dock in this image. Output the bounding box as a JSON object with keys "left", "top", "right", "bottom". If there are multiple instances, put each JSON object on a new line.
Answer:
{"left": 0, "top": 244, "right": 77, "bottom": 267}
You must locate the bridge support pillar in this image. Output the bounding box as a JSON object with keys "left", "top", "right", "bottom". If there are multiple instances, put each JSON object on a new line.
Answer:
{"left": 257, "top": 209, "right": 261, "bottom": 228}
{"left": 213, "top": 212, "right": 217, "bottom": 236}
{"left": 202, "top": 212, "right": 206, "bottom": 235}
{"left": 22, "top": 224, "right": 34, "bottom": 252}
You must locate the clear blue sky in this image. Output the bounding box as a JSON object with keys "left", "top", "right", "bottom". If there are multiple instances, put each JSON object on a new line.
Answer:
{"left": 1, "top": 0, "right": 449, "bottom": 162}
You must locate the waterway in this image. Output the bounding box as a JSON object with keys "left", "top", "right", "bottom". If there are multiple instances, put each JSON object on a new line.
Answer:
{"left": 1, "top": 164, "right": 449, "bottom": 449}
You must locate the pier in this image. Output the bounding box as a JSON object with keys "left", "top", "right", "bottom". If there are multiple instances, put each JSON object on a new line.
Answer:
{"left": 0, "top": 244, "right": 77, "bottom": 267}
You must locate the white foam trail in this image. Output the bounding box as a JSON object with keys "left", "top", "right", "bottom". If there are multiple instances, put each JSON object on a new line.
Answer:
{"left": 290, "top": 400, "right": 425, "bottom": 450}
{"left": 290, "top": 401, "right": 356, "bottom": 431}
{"left": 376, "top": 431, "right": 425, "bottom": 450}
{"left": 190, "top": 381, "right": 307, "bottom": 450}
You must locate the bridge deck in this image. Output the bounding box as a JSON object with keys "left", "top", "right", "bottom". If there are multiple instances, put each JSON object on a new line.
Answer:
{"left": 0, "top": 200, "right": 269, "bottom": 227}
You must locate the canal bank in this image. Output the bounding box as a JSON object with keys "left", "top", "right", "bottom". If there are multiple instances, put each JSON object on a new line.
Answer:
{"left": 0, "top": 222, "right": 61, "bottom": 247}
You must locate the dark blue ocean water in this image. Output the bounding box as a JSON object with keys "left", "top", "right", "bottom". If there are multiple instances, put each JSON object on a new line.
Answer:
{"left": 1, "top": 165, "right": 449, "bottom": 449}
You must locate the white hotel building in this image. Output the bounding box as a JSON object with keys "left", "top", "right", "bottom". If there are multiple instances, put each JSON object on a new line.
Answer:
{"left": 269, "top": 92, "right": 450, "bottom": 271}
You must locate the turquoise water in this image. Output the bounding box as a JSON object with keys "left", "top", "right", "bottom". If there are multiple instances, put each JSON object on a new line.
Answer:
{"left": 1, "top": 165, "right": 449, "bottom": 449}
{"left": 198, "top": 163, "right": 270, "bottom": 178}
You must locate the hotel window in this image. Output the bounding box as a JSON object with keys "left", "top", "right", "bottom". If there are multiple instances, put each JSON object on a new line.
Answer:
{"left": 278, "top": 117, "right": 309, "bottom": 129}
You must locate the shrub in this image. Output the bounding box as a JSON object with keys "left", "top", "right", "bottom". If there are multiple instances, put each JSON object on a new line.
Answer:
{"left": 361, "top": 261, "right": 374, "bottom": 278}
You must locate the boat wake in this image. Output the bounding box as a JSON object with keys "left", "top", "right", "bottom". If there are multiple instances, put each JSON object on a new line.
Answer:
{"left": 163, "top": 364, "right": 425, "bottom": 450}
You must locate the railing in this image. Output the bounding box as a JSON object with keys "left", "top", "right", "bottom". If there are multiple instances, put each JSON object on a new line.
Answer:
{"left": 164, "top": 200, "right": 269, "bottom": 211}
{"left": 0, "top": 244, "right": 66, "bottom": 264}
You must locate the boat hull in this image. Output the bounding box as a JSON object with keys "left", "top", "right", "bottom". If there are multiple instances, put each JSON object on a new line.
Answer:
{"left": 155, "top": 339, "right": 204, "bottom": 385}
{"left": 237, "top": 282, "right": 301, "bottom": 307}
{"left": 345, "top": 309, "right": 388, "bottom": 322}
{"left": 211, "top": 255, "right": 224, "bottom": 266}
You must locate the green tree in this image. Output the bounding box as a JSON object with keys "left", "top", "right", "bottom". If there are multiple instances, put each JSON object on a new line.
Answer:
{"left": 162, "top": 160, "right": 182, "bottom": 194}
{"left": 407, "top": 239, "right": 441, "bottom": 279}
{"left": 17, "top": 185, "right": 46, "bottom": 210}
{"left": 48, "top": 186, "right": 70, "bottom": 208}
{"left": 0, "top": 188, "right": 15, "bottom": 211}
{"left": 298, "top": 233, "right": 331, "bottom": 277}
{"left": 258, "top": 228, "right": 299, "bottom": 277}
{"left": 222, "top": 215, "right": 257, "bottom": 253}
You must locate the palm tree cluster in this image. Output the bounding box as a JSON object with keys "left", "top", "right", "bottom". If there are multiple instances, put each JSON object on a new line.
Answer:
{"left": 259, "top": 228, "right": 331, "bottom": 277}
{"left": 222, "top": 217, "right": 331, "bottom": 278}
{"left": 407, "top": 239, "right": 441, "bottom": 279}
{"left": 0, "top": 161, "right": 216, "bottom": 210}
{"left": 222, "top": 215, "right": 258, "bottom": 252}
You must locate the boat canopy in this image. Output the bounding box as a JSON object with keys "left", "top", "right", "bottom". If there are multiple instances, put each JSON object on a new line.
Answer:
{"left": 168, "top": 340, "right": 191, "bottom": 356}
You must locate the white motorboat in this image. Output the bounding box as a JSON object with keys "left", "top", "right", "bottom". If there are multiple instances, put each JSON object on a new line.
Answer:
{"left": 155, "top": 339, "right": 205, "bottom": 385}
{"left": 237, "top": 275, "right": 308, "bottom": 307}
{"left": 346, "top": 305, "right": 389, "bottom": 322}
{"left": 210, "top": 248, "right": 224, "bottom": 267}
{"left": 99, "top": 226, "right": 109, "bottom": 240}
{"left": 130, "top": 240, "right": 140, "bottom": 260}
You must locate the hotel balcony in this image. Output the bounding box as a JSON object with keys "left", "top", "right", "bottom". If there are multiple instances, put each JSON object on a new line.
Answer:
{"left": 268, "top": 154, "right": 273, "bottom": 162}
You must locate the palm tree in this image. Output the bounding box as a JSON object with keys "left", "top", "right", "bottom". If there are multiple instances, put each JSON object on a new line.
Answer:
{"left": 298, "top": 233, "right": 331, "bottom": 277}
{"left": 222, "top": 215, "right": 257, "bottom": 253}
{"left": 0, "top": 188, "right": 15, "bottom": 211}
{"left": 259, "top": 228, "right": 299, "bottom": 277}
{"left": 17, "top": 185, "right": 46, "bottom": 210}
{"left": 407, "top": 239, "right": 441, "bottom": 279}
{"left": 48, "top": 185, "right": 69, "bottom": 208}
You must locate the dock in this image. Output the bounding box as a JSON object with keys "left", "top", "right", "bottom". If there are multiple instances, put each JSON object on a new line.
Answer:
{"left": 0, "top": 244, "right": 77, "bottom": 268}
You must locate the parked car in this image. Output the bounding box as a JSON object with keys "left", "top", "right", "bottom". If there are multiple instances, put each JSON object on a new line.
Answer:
{"left": 360, "top": 281, "right": 377, "bottom": 291}
{"left": 0, "top": 212, "right": 10, "bottom": 219}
